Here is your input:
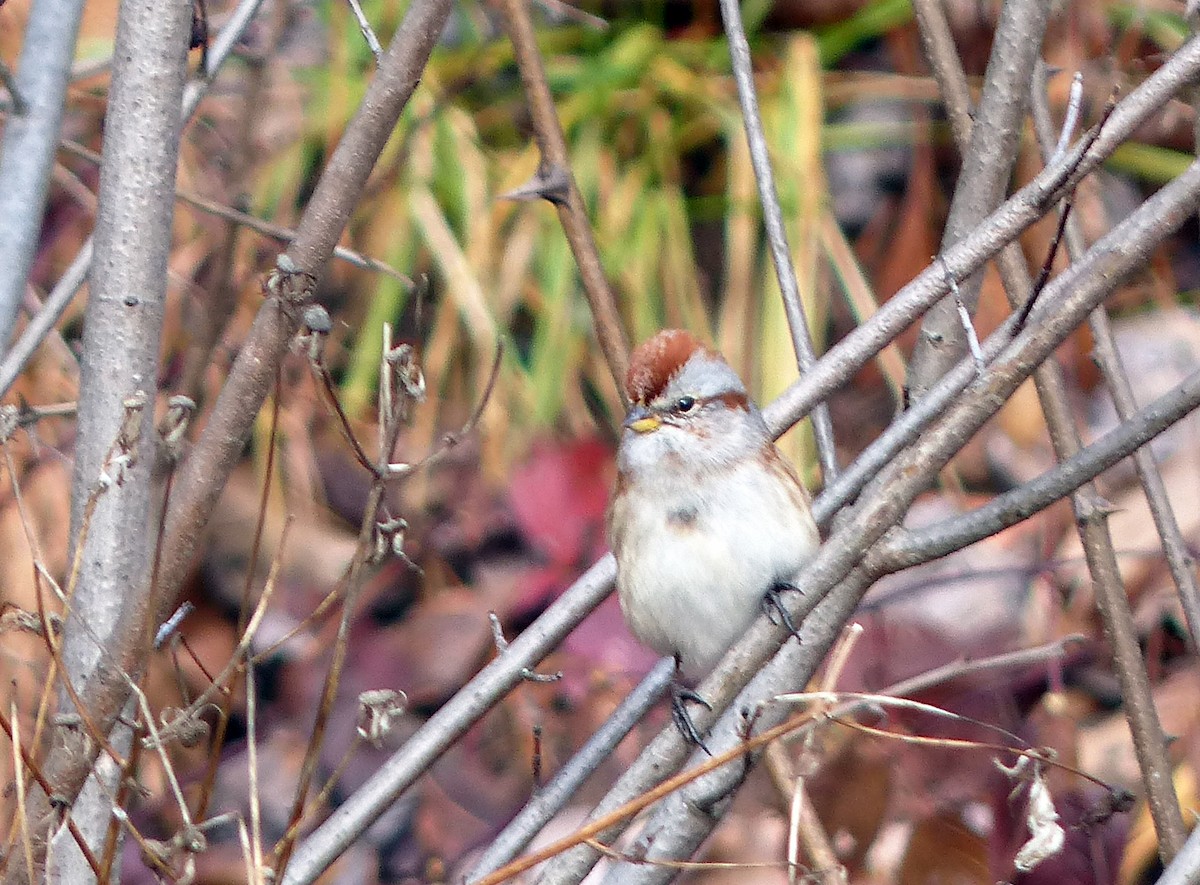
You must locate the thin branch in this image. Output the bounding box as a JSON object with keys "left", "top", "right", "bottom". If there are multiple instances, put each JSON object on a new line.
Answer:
{"left": 151, "top": 0, "right": 455, "bottom": 628}
{"left": 289, "top": 48, "right": 1200, "bottom": 882}
{"left": 884, "top": 369, "right": 1200, "bottom": 566}
{"left": 1031, "top": 61, "right": 1200, "bottom": 653}
{"left": 464, "top": 658, "right": 675, "bottom": 882}
{"left": 0, "top": 0, "right": 89, "bottom": 349}
{"left": 904, "top": 0, "right": 1051, "bottom": 402}
{"left": 764, "top": 34, "right": 1200, "bottom": 439}
{"left": 0, "top": 240, "right": 90, "bottom": 398}
{"left": 0, "top": 706, "right": 102, "bottom": 879}
{"left": 280, "top": 556, "right": 617, "bottom": 885}
{"left": 0, "top": 0, "right": 270, "bottom": 397}
{"left": 346, "top": 0, "right": 384, "bottom": 66}
{"left": 718, "top": 0, "right": 840, "bottom": 481}
{"left": 497, "top": 0, "right": 631, "bottom": 402}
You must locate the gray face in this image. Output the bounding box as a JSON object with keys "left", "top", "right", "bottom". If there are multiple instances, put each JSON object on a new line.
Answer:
{"left": 618, "top": 351, "right": 771, "bottom": 477}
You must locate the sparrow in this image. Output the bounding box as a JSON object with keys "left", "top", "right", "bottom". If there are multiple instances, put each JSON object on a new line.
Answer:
{"left": 607, "top": 329, "right": 820, "bottom": 747}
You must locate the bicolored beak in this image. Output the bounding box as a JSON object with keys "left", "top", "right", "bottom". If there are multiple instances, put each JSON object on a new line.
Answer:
{"left": 623, "top": 405, "right": 662, "bottom": 434}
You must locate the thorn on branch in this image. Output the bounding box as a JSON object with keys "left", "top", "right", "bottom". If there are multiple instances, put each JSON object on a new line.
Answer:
{"left": 501, "top": 162, "right": 571, "bottom": 206}
{"left": 263, "top": 254, "right": 317, "bottom": 306}
{"left": 157, "top": 395, "right": 196, "bottom": 466}
{"left": 1074, "top": 492, "right": 1118, "bottom": 525}
{"left": 154, "top": 601, "right": 195, "bottom": 649}
{"left": 939, "top": 257, "right": 985, "bottom": 378}
{"left": 489, "top": 612, "right": 562, "bottom": 683}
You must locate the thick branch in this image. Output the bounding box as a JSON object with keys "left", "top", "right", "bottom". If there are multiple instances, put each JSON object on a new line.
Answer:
{"left": 45, "top": 0, "right": 194, "bottom": 879}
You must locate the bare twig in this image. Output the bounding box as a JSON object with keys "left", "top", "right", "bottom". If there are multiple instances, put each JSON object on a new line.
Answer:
{"left": 1052, "top": 72, "right": 1085, "bottom": 162}
{"left": 274, "top": 333, "right": 496, "bottom": 880}
{"left": 0, "top": 0, "right": 269, "bottom": 395}
{"left": 346, "top": 0, "right": 384, "bottom": 65}
{"left": 765, "top": 35, "right": 1200, "bottom": 439}
{"left": 1031, "top": 61, "right": 1200, "bottom": 654}
{"left": 0, "top": 706, "right": 102, "bottom": 880}
{"left": 904, "top": 0, "right": 1051, "bottom": 402}
{"left": 10, "top": 702, "right": 37, "bottom": 885}
{"left": 884, "top": 369, "right": 1200, "bottom": 564}
{"left": 719, "top": 0, "right": 840, "bottom": 481}
{"left": 538, "top": 150, "right": 1200, "bottom": 885}
{"left": 293, "top": 37, "right": 1200, "bottom": 885}
{"left": 497, "top": 0, "right": 631, "bottom": 401}
{"left": 464, "top": 657, "right": 675, "bottom": 882}
{"left": 0, "top": 0, "right": 89, "bottom": 349}
{"left": 489, "top": 612, "right": 563, "bottom": 683}
{"left": 940, "top": 258, "right": 984, "bottom": 375}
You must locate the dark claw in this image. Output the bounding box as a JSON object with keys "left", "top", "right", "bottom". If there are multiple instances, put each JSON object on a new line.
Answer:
{"left": 670, "top": 683, "right": 713, "bottom": 755}
{"left": 762, "top": 582, "right": 802, "bottom": 641}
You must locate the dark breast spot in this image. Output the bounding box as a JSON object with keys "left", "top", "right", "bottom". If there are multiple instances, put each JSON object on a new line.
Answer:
{"left": 667, "top": 505, "right": 699, "bottom": 528}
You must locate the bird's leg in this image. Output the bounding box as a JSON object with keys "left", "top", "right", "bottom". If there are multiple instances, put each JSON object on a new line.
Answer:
{"left": 670, "top": 657, "right": 712, "bottom": 755}
{"left": 762, "top": 581, "right": 803, "bottom": 641}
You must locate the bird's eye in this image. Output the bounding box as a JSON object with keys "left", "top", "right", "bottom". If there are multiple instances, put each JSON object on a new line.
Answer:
{"left": 675, "top": 396, "right": 696, "bottom": 413}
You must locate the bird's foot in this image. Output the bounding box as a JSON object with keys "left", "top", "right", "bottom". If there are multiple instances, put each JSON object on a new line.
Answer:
{"left": 670, "top": 683, "right": 713, "bottom": 755}
{"left": 762, "top": 582, "right": 803, "bottom": 641}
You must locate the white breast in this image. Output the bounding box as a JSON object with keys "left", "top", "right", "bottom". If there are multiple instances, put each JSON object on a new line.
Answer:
{"left": 611, "top": 457, "right": 818, "bottom": 680}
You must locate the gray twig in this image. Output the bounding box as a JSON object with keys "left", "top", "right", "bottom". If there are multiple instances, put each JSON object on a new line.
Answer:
{"left": 489, "top": 612, "right": 563, "bottom": 684}
{"left": 16, "top": 2, "right": 457, "bottom": 878}
{"left": 1052, "top": 72, "right": 1085, "bottom": 163}
{"left": 0, "top": 0, "right": 89, "bottom": 352}
{"left": 465, "top": 658, "right": 675, "bottom": 882}
{"left": 346, "top": 0, "right": 384, "bottom": 65}
{"left": 719, "top": 0, "right": 839, "bottom": 482}
{"left": 290, "top": 42, "right": 1200, "bottom": 884}
{"left": 1033, "top": 71, "right": 1200, "bottom": 655}
{"left": 0, "top": 0, "right": 270, "bottom": 398}
{"left": 765, "top": 35, "right": 1200, "bottom": 440}
{"left": 941, "top": 257, "right": 984, "bottom": 376}
{"left": 498, "top": 0, "right": 631, "bottom": 400}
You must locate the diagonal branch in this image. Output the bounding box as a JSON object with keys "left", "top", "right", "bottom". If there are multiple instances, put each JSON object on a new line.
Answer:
{"left": 719, "top": 0, "right": 840, "bottom": 481}
{"left": 497, "top": 0, "right": 631, "bottom": 401}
